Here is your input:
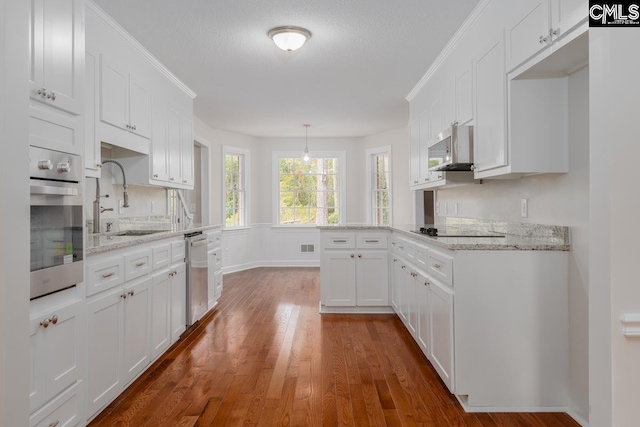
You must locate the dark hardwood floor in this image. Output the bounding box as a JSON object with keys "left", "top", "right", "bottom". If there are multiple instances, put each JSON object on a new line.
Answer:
{"left": 89, "top": 267, "right": 580, "bottom": 427}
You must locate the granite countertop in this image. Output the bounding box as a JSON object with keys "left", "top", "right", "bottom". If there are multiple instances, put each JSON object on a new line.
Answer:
{"left": 318, "top": 219, "right": 570, "bottom": 251}
{"left": 86, "top": 224, "right": 222, "bottom": 255}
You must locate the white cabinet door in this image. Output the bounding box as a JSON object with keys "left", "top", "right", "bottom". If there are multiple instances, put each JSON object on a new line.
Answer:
{"left": 151, "top": 101, "right": 170, "bottom": 182}
{"left": 406, "top": 269, "right": 418, "bottom": 336}
{"left": 441, "top": 77, "right": 456, "bottom": 129}
{"left": 474, "top": 31, "right": 507, "bottom": 173}
{"left": 398, "top": 263, "right": 409, "bottom": 322}
{"left": 30, "top": 380, "right": 82, "bottom": 427}
{"left": 207, "top": 251, "right": 216, "bottom": 309}
{"left": 355, "top": 251, "right": 389, "bottom": 306}
{"left": 214, "top": 271, "right": 223, "bottom": 301}
{"left": 428, "top": 95, "right": 442, "bottom": 143}
{"left": 100, "top": 54, "right": 129, "bottom": 133}
{"left": 85, "top": 49, "right": 102, "bottom": 177}
{"left": 181, "top": 115, "right": 194, "bottom": 187}
{"left": 551, "top": 0, "right": 587, "bottom": 37}
{"left": 418, "top": 111, "right": 430, "bottom": 184}
{"left": 168, "top": 107, "right": 182, "bottom": 185}
{"left": 128, "top": 74, "right": 152, "bottom": 139}
{"left": 321, "top": 252, "right": 357, "bottom": 306}
{"left": 429, "top": 280, "right": 455, "bottom": 393}
{"left": 122, "top": 277, "right": 152, "bottom": 385}
{"left": 456, "top": 61, "right": 474, "bottom": 126}
{"left": 29, "top": 300, "right": 83, "bottom": 413}
{"left": 151, "top": 270, "right": 171, "bottom": 359}
{"left": 86, "top": 289, "right": 123, "bottom": 418}
{"left": 29, "top": 0, "right": 83, "bottom": 115}
{"left": 170, "top": 262, "right": 187, "bottom": 343}
{"left": 416, "top": 275, "right": 430, "bottom": 354}
{"left": 391, "top": 258, "right": 401, "bottom": 311}
{"left": 506, "top": 0, "right": 550, "bottom": 71}
{"left": 409, "top": 118, "right": 421, "bottom": 187}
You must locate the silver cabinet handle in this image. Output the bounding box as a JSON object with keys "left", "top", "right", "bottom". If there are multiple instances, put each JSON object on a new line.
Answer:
{"left": 132, "top": 125, "right": 137, "bottom": 131}
{"left": 50, "top": 315, "right": 58, "bottom": 325}
{"left": 127, "top": 290, "right": 134, "bottom": 296}
{"left": 121, "top": 293, "right": 127, "bottom": 299}
{"left": 170, "top": 177, "right": 175, "bottom": 181}
{"left": 350, "top": 254, "right": 354, "bottom": 258}
{"left": 37, "top": 87, "right": 47, "bottom": 97}
{"left": 358, "top": 254, "right": 362, "bottom": 258}
{"left": 135, "top": 262, "right": 146, "bottom": 267}
{"left": 333, "top": 239, "right": 347, "bottom": 243}
{"left": 549, "top": 28, "right": 558, "bottom": 37}
{"left": 539, "top": 35, "right": 548, "bottom": 44}
{"left": 40, "top": 318, "right": 50, "bottom": 328}
{"left": 433, "top": 263, "right": 442, "bottom": 269}
{"left": 153, "top": 174, "right": 159, "bottom": 178}
{"left": 401, "top": 265, "right": 406, "bottom": 269}
{"left": 364, "top": 240, "right": 379, "bottom": 243}
{"left": 102, "top": 272, "right": 115, "bottom": 278}
{"left": 47, "top": 91, "right": 56, "bottom": 101}
{"left": 183, "top": 180, "right": 187, "bottom": 183}
{"left": 49, "top": 420, "right": 60, "bottom": 427}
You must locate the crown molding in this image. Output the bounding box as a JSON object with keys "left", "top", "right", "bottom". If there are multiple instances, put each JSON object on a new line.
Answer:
{"left": 86, "top": 0, "right": 197, "bottom": 99}
{"left": 406, "top": 0, "right": 494, "bottom": 102}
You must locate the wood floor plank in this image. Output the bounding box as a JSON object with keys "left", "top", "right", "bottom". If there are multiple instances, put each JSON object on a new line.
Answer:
{"left": 88, "top": 267, "right": 581, "bottom": 427}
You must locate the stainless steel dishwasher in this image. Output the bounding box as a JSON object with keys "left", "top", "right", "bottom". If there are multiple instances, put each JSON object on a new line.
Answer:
{"left": 185, "top": 231, "right": 208, "bottom": 327}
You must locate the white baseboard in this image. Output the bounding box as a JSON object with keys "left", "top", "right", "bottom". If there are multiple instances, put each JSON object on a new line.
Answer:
{"left": 565, "top": 408, "right": 589, "bottom": 427}
{"left": 456, "top": 394, "right": 571, "bottom": 414}
{"left": 319, "top": 302, "right": 395, "bottom": 314}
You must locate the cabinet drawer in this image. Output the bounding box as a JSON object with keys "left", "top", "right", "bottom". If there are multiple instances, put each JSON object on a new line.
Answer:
{"left": 124, "top": 248, "right": 152, "bottom": 281}
{"left": 151, "top": 243, "right": 171, "bottom": 271}
{"left": 171, "top": 240, "right": 185, "bottom": 264}
{"left": 322, "top": 232, "right": 355, "bottom": 249}
{"left": 86, "top": 256, "right": 125, "bottom": 296}
{"left": 356, "top": 233, "right": 388, "bottom": 249}
{"left": 415, "top": 244, "right": 429, "bottom": 270}
{"left": 30, "top": 381, "right": 81, "bottom": 427}
{"left": 428, "top": 250, "right": 453, "bottom": 286}
{"left": 206, "top": 231, "right": 222, "bottom": 249}
{"left": 397, "top": 236, "right": 416, "bottom": 260}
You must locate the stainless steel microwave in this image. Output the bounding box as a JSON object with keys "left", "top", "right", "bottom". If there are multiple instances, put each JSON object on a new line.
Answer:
{"left": 427, "top": 124, "right": 474, "bottom": 171}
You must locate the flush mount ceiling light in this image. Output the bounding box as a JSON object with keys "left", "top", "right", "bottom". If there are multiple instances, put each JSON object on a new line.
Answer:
{"left": 302, "top": 124, "right": 311, "bottom": 162}
{"left": 268, "top": 26, "right": 311, "bottom": 52}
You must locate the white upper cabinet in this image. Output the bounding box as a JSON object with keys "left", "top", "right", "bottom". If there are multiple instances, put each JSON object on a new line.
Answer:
{"left": 99, "top": 54, "right": 152, "bottom": 144}
{"left": 181, "top": 115, "right": 194, "bottom": 187}
{"left": 455, "top": 61, "right": 474, "bottom": 126}
{"left": 440, "top": 77, "right": 456, "bottom": 130}
{"left": 85, "top": 49, "right": 101, "bottom": 177}
{"left": 506, "top": 0, "right": 587, "bottom": 72}
{"left": 427, "top": 93, "right": 443, "bottom": 142}
{"left": 409, "top": 118, "right": 421, "bottom": 187}
{"left": 29, "top": 0, "right": 83, "bottom": 116}
{"left": 417, "top": 111, "right": 430, "bottom": 185}
{"left": 473, "top": 31, "right": 507, "bottom": 173}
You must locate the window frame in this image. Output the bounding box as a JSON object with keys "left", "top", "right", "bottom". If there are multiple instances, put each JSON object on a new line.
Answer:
{"left": 366, "top": 146, "right": 393, "bottom": 226}
{"left": 272, "top": 150, "right": 347, "bottom": 227}
{"left": 222, "top": 146, "right": 250, "bottom": 230}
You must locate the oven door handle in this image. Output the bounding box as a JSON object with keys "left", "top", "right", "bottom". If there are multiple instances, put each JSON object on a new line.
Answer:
{"left": 30, "top": 185, "right": 78, "bottom": 196}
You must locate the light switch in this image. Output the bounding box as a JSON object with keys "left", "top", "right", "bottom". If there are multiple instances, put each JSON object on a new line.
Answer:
{"left": 520, "top": 198, "right": 528, "bottom": 218}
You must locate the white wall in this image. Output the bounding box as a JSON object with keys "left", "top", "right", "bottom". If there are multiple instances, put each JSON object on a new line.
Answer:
{"left": 360, "top": 126, "right": 412, "bottom": 226}
{"left": 1, "top": 0, "right": 31, "bottom": 424}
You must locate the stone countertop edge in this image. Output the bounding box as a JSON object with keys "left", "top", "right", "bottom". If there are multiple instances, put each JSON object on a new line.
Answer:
{"left": 86, "top": 224, "right": 223, "bottom": 255}
{"left": 317, "top": 225, "right": 570, "bottom": 251}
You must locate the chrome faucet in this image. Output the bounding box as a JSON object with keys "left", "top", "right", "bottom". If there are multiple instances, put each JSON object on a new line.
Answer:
{"left": 93, "top": 159, "right": 129, "bottom": 234}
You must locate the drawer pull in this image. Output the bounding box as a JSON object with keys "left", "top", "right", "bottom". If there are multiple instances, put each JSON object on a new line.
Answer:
{"left": 350, "top": 254, "right": 355, "bottom": 258}
{"left": 50, "top": 315, "right": 58, "bottom": 325}
{"left": 40, "top": 318, "right": 50, "bottom": 328}
{"left": 49, "top": 421, "right": 60, "bottom": 427}
{"left": 333, "top": 239, "right": 347, "bottom": 243}
{"left": 364, "top": 240, "right": 379, "bottom": 243}
{"left": 135, "top": 262, "right": 146, "bottom": 267}
{"left": 127, "top": 290, "right": 135, "bottom": 296}
{"left": 102, "top": 272, "right": 115, "bottom": 278}
{"left": 358, "top": 254, "right": 362, "bottom": 258}
{"left": 433, "top": 263, "right": 442, "bottom": 269}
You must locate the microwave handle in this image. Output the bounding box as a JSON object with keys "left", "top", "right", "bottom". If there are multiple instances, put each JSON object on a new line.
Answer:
{"left": 30, "top": 185, "right": 78, "bottom": 196}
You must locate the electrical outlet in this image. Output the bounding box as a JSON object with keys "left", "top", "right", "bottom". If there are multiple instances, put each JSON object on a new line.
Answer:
{"left": 118, "top": 199, "right": 124, "bottom": 215}
{"left": 520, "top": 198, "right": 528, "bottom": 218}
{"left": 454, "top": 202, "right": 459, "bottom": 216}
{"left": 444, "top": 202, "right": 448, "bottom": 215}
{"left": 436, "top": 201, "right": 440, "bottom": 215}
{"left": 151, "top": 201, "right": 156, "bottom": 213}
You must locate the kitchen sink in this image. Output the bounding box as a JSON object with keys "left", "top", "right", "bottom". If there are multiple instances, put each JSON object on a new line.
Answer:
{"left": 111, "top": 230, "right": 169, "bottom": 236}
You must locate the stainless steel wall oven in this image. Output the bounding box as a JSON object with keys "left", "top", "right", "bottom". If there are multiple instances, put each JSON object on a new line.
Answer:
{"left": 30, "top": 146, "right": 83, "bottom": 299}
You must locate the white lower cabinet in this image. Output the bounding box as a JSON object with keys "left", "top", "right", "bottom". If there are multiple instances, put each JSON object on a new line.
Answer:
{"left": 320, "top": 231, "right": 389, "bottom": 311}
{"left": 151, "top": 269, "right": 172, "bottom": 359}
{"left": 30, "top": 380, "right": 83, "bottom": 427}
{"left": 170, "top": 262, "right": 187, "bottom": 343}
{"left": 427, "top": 278, "right": 454, "bottom": 393}
{"left": 416, "top": 274, "right": 430, "bottom": 354}
{"left": 86, "top": 276, "right": 151, "bottom": 418}
{"left": 30, "top": 299, "right": 84, "bottom": 414}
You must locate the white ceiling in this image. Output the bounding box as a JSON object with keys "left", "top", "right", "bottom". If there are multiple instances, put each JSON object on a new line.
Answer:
{"left": 93, "top": 0, "right": 481, "bottom": 138}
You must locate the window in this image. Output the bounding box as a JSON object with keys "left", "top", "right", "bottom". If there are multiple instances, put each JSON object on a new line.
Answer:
{"left": 274, "top": 151, "right": 345, "bottom": 226}
{"left": 367, "top": 146, "right": 392, "bottom": 226}
{"left": 223, "top": 146, "right": 250, "bottom": 227}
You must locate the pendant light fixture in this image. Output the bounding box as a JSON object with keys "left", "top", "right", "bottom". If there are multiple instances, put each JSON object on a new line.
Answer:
{"left": 268, "top": 26, "right": 312, "bottom": 52}
{"left": 302, "top": 124, "right": 311, "bottom": 162}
